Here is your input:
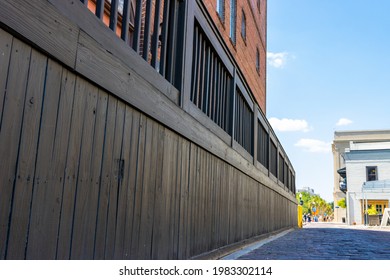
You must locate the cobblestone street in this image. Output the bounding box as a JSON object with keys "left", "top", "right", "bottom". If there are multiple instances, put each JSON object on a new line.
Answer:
{"left": 224, "top": 223, "right": 390, "bottom": 260}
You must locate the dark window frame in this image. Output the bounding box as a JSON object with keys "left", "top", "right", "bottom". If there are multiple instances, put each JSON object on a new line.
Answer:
{"left": 217, "top": 0, "right": 225, "bottom": 22}
{"left": 366, "top": 166, "right": 378, "bottom": 181}
{"left": 241, "top": 9, "right": 246, "bottom": 42}
{"left": 229, "top": 0, "right": 237, "bottom": 44}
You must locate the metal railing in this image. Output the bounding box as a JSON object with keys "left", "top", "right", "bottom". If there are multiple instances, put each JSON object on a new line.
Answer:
{"left": 190, "top": 22, "right": 233, "bottom": 135}
{"left": 363, "top": 180, "right": 390, "bottom": 192}
{"left": 234, "top": 87, "right": 253, "bottom": 156}
{"left": 84, "top": 0, "right": 185, "bottom": 89}
{"left": 80, "top": 0, "right": 295, "bottom": 192}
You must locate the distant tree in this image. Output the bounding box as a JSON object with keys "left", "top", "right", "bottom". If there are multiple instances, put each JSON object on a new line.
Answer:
{"left": 337, "top": 198, "right": 346, "bottom": 209}
{"left": 296, "top": 191, "right": 333, "bottom": 218}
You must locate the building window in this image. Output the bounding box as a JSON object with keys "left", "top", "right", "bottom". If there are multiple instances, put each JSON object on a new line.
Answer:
{"left": 256, "top": 48, "right": 260, "bottom": 73}
{"left": 241, "top": 10, "right": 246, "bottom": 41}
{"left": 278, "top": 153, "right": 284, "bottom": 183}
{"left": 366, "top": 166, "right": 378, "bottom": 181}
{"left": 257, "top": 120, "right": 269, "bottom": 169}
{"left": 257, "top": 0, "right": 261, "bottom": 12}
{"left": 270, "top": 140, "right": 277, "bottom": 177}
{"left": 376, "top": 204, "right": 383, "bottom": 214}
{"left": 217, "top": 0, "right": 225, "bottom": 21}
{"left": 230, "top": 0, "right": 236, "bottom": 44}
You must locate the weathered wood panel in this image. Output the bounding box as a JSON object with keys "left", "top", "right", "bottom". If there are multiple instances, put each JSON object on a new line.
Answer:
{"left": 26, "top": 59, "right": 63, "bottom": 260}
{"left": 56, "top": 77, "right": 88, "bottom": 260}
{"left": 70, "top": 82, "right": 99, "bottom": 259}
{"left": 5, "top": 50, "right": 47, "bottom": 259}
{"left": 0, "top": 0, "right": 78, "bottom": 68}
{"left": 113, "top": 105, "right": 134, "bottom": 260}
{"left": 0, "top": 28, "right": 12, "bottom": 122}
{"left": 0, "top": 38, "right": 31, "bottom": 259}
{"left": 93, "top": 94, "right": 118, "bottom": 260}
{"left": 0, "top": 27, "right": 297, "bottom": 260}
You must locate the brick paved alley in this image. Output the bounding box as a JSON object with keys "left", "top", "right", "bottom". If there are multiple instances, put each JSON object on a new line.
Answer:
{"left": 224, "top": 223, "right": 390, "bottom": 260}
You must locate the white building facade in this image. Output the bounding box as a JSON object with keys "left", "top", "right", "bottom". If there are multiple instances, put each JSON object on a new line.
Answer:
{"left": 332, "top": 130, "right": 390, "bottom": 223}
{"left": 344, "top": 142, "right": 390, "bottom": 225}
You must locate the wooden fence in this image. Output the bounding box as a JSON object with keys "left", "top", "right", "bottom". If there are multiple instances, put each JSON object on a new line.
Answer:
{"left": 0, "top": 0, "right": 297, "bottom": 259}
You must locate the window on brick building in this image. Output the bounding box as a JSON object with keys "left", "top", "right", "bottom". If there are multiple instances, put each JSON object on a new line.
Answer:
{"left": 256, "top": 48, "right": 260, "bottom": 73}
{"left": 241, "top": 10, "right": 246, "bottom": 41}
{"left": 217, "top": 0, "right": 225, "bottom": 22}
{"left": 257, "top": 0, "right": 261, "bottom": 13}
{"left": 230, "top": 0, "right": 236, "bottom": 44}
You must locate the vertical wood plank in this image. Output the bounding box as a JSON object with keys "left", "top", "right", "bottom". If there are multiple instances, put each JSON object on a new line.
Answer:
{"left": 187, "top": 143, "right": 197, "bottom": 258}
{"left": 210, "top": 155, "right": 218, "bottom": 250}
{"left": 26, "top": 59, "right": 63, "bottom": 259}
{"left": 178, "top": 137, "right": 190, "bottom": 259}
{"left": 157, "top": 129, "right": 174, "bottom": 259}
{"left": 113, "top": 105, "right": 133, "bottom": 259}
{"left": 171, "top": 133, "right": 181, "bottom": 259}
{"left": 104, "top": 101, "right": 125, "bottom": 260}
{"left": 56, "top": 77, "right": 88, "bottom": 259}
{"left": 6, "top": 50, "right": 47, "bottom": 259}
{"left": 86, "top": 89, "right": 108, "bottom": 254}
{"left": 93, "top": 95, "right": 117, "bottom": 259}
{"left": 168, "top": 132, "right": 179, "bottom": 259}
{"left": 0, "top": 38, "right": 31, "bottom": 259}
{"left": 48, "top": 69, "right": 77, "bottom": 258}
{"left": 138, "top": 118, "right": 157, "bottom": 259}
{"left": 121, "top": 110, "right": 141, "bottom": 259}
{"left": 150, "top": 122, "right": 165, "bottom": 259}
{"left": 129, "top": 113, "right": 146, "bottom": 259}
{"left": 70, "top": 82, "right": 99, "bottom": 259}
{"left": 198, "top": 147, "right": 206, "bottom": 255}
{"left": 0, "top": 28, "right": 13, "bottom": 122}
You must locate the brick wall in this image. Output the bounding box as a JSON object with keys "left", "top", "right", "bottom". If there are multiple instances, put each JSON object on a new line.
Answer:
{"left": 203, "top": 0, "right": 267, "bottom": 113}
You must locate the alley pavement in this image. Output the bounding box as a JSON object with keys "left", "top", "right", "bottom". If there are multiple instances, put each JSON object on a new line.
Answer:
{"left": 223, "top": 222, "right": 390, "bottom": 260}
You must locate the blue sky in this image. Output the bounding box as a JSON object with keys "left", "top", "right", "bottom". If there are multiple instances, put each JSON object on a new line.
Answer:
{"left": 266, "top": 0, "right": 390, "bottom": 202}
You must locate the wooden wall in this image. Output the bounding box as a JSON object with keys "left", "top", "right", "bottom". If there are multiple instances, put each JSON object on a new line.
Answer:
{"left": 0, "top": 28, "right": 295, "bottom": 259}
{"left": 0, "top": 0, "right": 297, "bottom": 260}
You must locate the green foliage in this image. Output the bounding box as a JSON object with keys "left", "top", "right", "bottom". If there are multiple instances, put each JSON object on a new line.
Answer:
{"left": 296, "top": 191, "right": 333, "bottom": 217}
{"left": 367, "top": 205, "right": 378, "bottom": 215}
{"left": 337, "top": 198, "right": 346, "bottom": 209}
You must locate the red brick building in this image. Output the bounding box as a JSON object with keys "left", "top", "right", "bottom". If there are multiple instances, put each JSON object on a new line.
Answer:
{"left": 203, "top": 0, "right": 267, "bottom": 113}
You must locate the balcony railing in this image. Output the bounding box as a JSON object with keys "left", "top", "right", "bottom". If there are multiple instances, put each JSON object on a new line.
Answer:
{"left": 363, "top": 180, "right": 390, "bottom": 192}
{"left": 83, "top": 0, "right": 185, "bottom": 90}
{"left": 79, "top": 0, "right": 295, "bottom": 193}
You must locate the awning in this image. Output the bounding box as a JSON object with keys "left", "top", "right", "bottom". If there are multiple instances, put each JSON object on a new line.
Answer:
{"left": 337, "top": 167, "right": 346, "bottom": 178}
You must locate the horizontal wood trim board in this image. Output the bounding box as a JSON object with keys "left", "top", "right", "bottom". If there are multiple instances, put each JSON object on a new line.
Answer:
{"left": 0, "top": 0, "right": 78, "bottom": 68}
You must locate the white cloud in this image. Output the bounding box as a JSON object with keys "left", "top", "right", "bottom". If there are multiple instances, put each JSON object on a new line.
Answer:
{"left": 295, "top": 139, "right": 331, "bottom": 153}
{"left": 267, "top": 52, "right": 289, "bottom": 68}
{"left": 269, "top": 117, "right": 310, "bottom": 132}
{"left": 336, "top": 118, "right": 353, "bottom": 126}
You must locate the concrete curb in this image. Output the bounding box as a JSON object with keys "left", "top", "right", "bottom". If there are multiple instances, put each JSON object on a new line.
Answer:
{"left": 221, "top": 228, "right": 295, "bottom": 260}
{"left": 190, "top": 227, "right": 297, "bottom": 260}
